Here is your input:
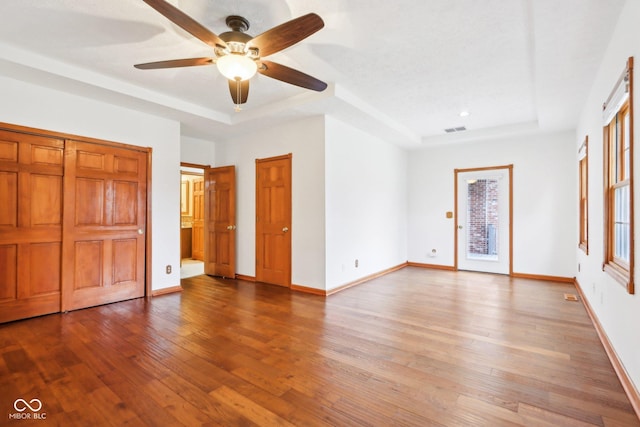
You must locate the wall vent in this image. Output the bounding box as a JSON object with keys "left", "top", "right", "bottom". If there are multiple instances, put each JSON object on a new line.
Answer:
{"left": 444, "top": 126, "right": 467, "bottom": 133}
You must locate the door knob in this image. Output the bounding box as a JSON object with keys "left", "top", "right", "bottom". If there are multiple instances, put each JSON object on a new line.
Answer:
{"left": 282, "top": 227, "right": 289, "bottom": 233}
{"left": 137, "top": 228, "right": 144, "bottom": 235}
{"left": 227, "top": 225, "right": 236, "bottom": 230}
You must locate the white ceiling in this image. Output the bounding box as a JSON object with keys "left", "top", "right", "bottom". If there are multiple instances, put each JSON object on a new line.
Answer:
{"left": 0, "top": 0, "right": 626, "bottom": 148}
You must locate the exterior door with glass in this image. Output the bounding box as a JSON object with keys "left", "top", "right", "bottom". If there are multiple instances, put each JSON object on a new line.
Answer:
{"left": 456, "top": 166, "right": 511, "bottom": 274}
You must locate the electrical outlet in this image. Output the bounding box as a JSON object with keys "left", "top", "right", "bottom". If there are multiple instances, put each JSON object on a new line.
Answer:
{"left": 578, "top": 263, "right": 580, "bottom": 272}
{"left": 166, "top": 265, "right": 172, "bottom": 274}
{"left": 355, "top": 259, "right": 359, "bottom": 268}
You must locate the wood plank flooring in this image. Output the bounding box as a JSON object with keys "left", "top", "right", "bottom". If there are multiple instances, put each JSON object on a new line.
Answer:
{"left": 1, "top": 267, "right": 638, "bottom": 426}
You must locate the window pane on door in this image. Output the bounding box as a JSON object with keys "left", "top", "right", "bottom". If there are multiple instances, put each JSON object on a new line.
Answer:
{"left": 466, "top": 179, "right": 499, "bottom": 260}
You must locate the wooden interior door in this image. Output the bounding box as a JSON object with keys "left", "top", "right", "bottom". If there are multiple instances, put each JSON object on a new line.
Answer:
{"left": 62, "top": 140, "right": 148, "bottom": 311}
{"left": 0, "top": 130, "right": 64, "bottom": 323}
{"left": 255, "top": 154, "right": 292, "bottom": 287}
{"left": 204, "top": 166, "right": 236, "bottom": 278}
{"left": 191, "top": 177, "right": 204, "bottom": 261}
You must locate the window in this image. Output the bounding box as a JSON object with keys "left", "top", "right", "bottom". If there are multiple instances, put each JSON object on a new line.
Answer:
{"left": 603, "top": 57, "right": 634, "bottom": 294}
{"left": 466, "top": 178, "right": 499, "bottom": 259}
{"left": 579, "top": 136, "right": 588, "bottom": 253}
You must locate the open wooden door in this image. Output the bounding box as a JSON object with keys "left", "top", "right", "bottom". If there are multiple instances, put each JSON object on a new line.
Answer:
{"left": 255, "top": 154, "right": 292, "bottom": 287}
{"left": 0, "top": 130, "right": 64, "bottom": 323}
{"left": 191, "top": 177, "right": 205, "bottom": 261}
{"left": 62, "top": 140, "right": 148, "bottom": 311}
{"left": 204, "top": 166, "right": 236, "bottom": 278}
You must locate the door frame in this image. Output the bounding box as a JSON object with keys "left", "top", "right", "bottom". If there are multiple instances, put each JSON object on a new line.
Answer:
{"left": 145, "top": 149, "right": 152, "bottom": 298}
{"left": 454, "top": 164, "right": 513, "bottom": 275}
{"left": 180, "top": 166, "right": 206, "bottom": 262}
{"left": 180, "top": 162, "right": 209, "bottom": 269}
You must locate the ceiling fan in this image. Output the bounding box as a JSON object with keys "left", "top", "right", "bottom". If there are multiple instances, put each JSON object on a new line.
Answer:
{"left": 135, "top": 0, "right": 327, "bottom": 111}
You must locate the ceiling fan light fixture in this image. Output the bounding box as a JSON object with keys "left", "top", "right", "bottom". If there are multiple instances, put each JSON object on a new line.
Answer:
{"left": 216, "top": 54, "right": 257, "bottom": 81}
{"left": 135, "top": 2, "right": 327, "bottom": 108}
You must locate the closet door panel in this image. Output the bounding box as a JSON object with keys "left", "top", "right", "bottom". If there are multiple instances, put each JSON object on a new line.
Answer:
{"left": 62, "top": 140, "right": 147, "bottom": 312}
{"left": 0, "top": 130, "right": 63, "bottom": 323}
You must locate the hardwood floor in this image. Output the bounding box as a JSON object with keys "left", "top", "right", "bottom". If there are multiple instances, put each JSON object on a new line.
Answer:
{"left": 1, "top": 267, "right": 638, "bottom": 426}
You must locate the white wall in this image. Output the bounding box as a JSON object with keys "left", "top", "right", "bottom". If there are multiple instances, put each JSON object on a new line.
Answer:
{"left": 181, "top": 135, "right": 216, "bottom": 166}
{"left": 0, "top": 76, "right": 182, "bottom": 291}
{"left": 324, "top": 116, "right": 409, "bottom": 290}
{"left": 216, "top": 116, "right": 327, "bottom": 289}
{"left": 575, "top": 0, "right": 640, "bottom": 396}
{"left": 408, "top": 130, "right": 576, "bottom": 278}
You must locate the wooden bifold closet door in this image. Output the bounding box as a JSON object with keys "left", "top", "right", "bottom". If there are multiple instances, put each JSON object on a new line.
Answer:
{"left": 0, "top": 130, "right": 64, "bottom": 323}
{"left": 61, "top": 140, "right": 148, "bottom": 312}
{"left": 0, "top": 126, "right": 149, "bottom": 323}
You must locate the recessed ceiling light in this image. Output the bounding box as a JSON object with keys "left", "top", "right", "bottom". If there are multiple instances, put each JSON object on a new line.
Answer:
{"left": 459, "top": 111, "right": 470, "bottom": 117}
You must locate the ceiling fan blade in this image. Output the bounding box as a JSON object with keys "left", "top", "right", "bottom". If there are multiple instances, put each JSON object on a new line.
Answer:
{"left": 259, "top": 60, "right": 327, "bottom": 92}
{"left": 229, "top": 79, "right": 250, "bottom": 104}
{"left": 142, "top": 0, "right": 227, "bottom": 49}
{"left": 134, "top": 57, "right": 214, "bottom": 70}
{"left": 248, "top": 13, "right": 324, "bottom": 57}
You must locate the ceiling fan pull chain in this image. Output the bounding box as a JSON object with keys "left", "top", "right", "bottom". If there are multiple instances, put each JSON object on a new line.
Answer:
{"left": 234, "top": 77, "right": 242, "bottom": 112}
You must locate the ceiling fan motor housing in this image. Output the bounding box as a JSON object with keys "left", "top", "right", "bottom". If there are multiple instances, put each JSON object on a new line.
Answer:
{"left": 216, "top": 16, "right": 259, "bottom": 60}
